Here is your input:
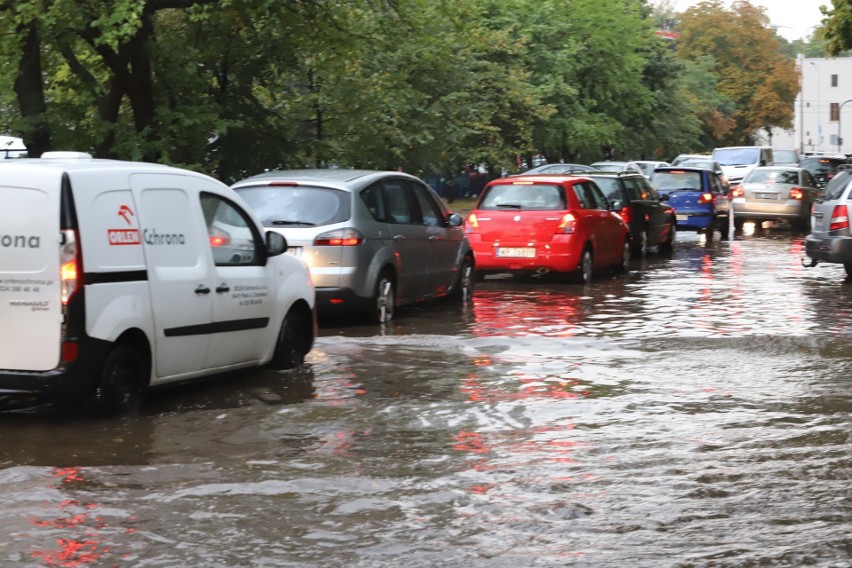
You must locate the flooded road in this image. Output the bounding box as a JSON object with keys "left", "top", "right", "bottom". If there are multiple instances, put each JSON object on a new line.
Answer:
{"left": 1, "top": 228, "right": 850, "bottom": 567}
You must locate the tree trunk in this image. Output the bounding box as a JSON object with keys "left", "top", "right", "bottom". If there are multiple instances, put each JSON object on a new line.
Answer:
{"left": 13, "top": 22, "right": 51, "bottom": 157}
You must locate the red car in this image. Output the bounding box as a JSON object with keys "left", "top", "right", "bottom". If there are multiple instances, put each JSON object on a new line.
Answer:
{"left": 465, "top": 175, "right": 630, "bottom": 283}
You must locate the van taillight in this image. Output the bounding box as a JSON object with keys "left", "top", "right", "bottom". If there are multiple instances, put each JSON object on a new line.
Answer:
{"left": 60, "top": 229, "right": 81, "bottom": 305}
{"left": 557, "top": 213, "right": 576, "bottom": 234}
{"left": 829, "top": 205, "right": 849, "bottom": 231}
{"left": 314, "top": 228, "right": 363, "bottom": 246}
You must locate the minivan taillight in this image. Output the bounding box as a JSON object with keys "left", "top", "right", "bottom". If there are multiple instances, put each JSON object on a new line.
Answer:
{"left": 829, "top": 205, "right": 850, "bottom": 231}
{"left": 556, "top": 213, "right": 576, "bottom": 234}
{"left": 60, "top": 229, "right": 82, "bottom": 305}
{"left": 314, "top": 228, "right": 363, "bottom": 246}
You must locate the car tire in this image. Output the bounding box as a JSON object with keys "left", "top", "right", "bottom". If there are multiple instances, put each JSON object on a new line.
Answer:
{"left": 95, "top": 343, "right": 147, "bottom": 415}
{"left": 717, "top": 216, "right": 730, "bottom": 240}
{"left": 704, "top": 221, "right": 715, "bottom": 242}
{"left": 734, "top": 217, "right": 745, "bottom": 232}
{"left": 630, "top": 228, "right": 648, "bottom": 258}
{"left": 372, "top": 271, "right": 396, "bottom": 324}
{"left": 660, "top": 221, "right": 675, "bottom": 251}
{"left": 845, "top": 263, "right": 852, "bottom": 277}
{"left": 616, "top": 240, "right": 630, "bottom": 274}
{"left": 270, "top": 310, "right": 309, "bottom": 370}
{"left": 572, "top": 247, "right": 593, "bottom": 284}
{"left": 449, "top": 254, "right": 475, "bottom": 302}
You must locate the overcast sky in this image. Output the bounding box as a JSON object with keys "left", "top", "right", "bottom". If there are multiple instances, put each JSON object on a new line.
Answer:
{"left": 663, "top": 0, "right": 826, "bottom": 41}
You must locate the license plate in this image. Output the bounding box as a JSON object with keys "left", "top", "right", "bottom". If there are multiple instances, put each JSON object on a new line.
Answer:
{"left": 732, "top": 197, "right": 746, "bottom": 204}
{"left": 676, "top": 214, "right": 688, "bottom": 221}
{"left": 497, "top": 247, "right": 535, "bottom": 258}
{"left": 286, "top": 247, "right": 303, "bottom": 258}
{"left": 755, "top": 193, "right": 775, "bottom": 200}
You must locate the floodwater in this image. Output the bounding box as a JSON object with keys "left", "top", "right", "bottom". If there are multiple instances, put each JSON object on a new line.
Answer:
{"left": 1, "top": 227, "right": 849, "bottom": 567}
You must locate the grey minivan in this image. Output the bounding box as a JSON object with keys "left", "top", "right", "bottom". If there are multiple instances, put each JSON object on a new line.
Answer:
{"left": 804, "top": 170, "right": 852, "bottom": 278}
{"left": 232, "top": 169, "right": 474, "bottom": 323}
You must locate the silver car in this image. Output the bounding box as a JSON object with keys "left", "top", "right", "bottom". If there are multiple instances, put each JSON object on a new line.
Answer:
{"left": 804, "top": 170, "right": 852, "bottom": 277}
{"left": 730, "top": 166, "right": 820, "bottom": 232}
{"left": 231, "top": 169, "right": 474, "bottom": 323}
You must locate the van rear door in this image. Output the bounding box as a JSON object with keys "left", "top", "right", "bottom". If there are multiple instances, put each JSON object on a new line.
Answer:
{"left": 0, "top": 169, "right": 63, "bottom": 371}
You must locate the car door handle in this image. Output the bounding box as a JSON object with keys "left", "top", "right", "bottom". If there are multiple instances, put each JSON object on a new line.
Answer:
{"left": 216, "top": 284, "right": 230, "bottom": 293}
{"left": 428, "top": 235, "right": 439, "bottom": 240}
{"left": 195, "top": 285, "right": 211, "bottom": 295}
{"left": 393, "top": 234, "right": 407, "bottom": 240}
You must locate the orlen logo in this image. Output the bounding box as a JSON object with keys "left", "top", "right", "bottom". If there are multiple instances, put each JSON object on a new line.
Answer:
{"left": 107, "top": 204, "right": 140, "bottom": 246}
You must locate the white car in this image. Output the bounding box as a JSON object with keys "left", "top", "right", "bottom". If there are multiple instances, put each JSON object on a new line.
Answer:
{"left": 0, "top": 152, "right": 316, "bottom": 414}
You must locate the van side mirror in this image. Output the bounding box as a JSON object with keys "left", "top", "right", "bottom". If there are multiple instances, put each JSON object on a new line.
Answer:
{"left": 266, "top": 231, "right": 288, "bottom": 256}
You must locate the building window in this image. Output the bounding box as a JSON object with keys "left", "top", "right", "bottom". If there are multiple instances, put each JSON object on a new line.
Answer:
{"left": 832, "top": 74, "right": 838, "bottom": 87}
{"left": 831, "top": 102, "right": 840, "bottom": 122}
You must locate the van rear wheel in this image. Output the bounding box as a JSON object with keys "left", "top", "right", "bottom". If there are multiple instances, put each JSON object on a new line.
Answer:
{"left": 96, "top": 344, "right": 147, "bottom": 415}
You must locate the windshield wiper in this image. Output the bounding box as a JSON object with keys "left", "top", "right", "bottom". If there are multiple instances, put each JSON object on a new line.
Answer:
{"left": 495, "top": 203, "right": 522, "bottom": 209}
{"left": 266, "top": 219, "right": 317, "bottom": 226}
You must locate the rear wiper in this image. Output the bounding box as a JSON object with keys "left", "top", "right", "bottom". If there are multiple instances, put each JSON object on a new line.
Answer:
{"left": 495, "top": 203, "right": 522, "bottom": 209}
{"left": 266, "top": 219, "right": 316, "bottom": 226}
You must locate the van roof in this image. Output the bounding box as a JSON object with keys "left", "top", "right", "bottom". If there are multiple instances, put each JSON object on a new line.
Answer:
{"left": 0, "top": 153, "right": 201, "bottom": 174}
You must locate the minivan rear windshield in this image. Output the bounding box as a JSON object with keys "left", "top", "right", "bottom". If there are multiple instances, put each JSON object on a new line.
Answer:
{"left": 712, "top": 148, "right": 760, "bottom": 166}
{"left": 236, "top": 186, "right": 351, "bottom": 226}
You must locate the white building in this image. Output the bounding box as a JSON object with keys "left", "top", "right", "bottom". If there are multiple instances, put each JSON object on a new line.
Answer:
{"left": 767, "top": 56, "right": 852, "bottom": 156}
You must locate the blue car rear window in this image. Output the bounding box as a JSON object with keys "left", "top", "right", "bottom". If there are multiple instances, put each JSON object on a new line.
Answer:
{"left": 653, "top": 172, "right": 702, "bottom": 191}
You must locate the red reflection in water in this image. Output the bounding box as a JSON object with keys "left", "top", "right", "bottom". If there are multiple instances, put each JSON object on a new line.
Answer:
{"left": 471, "top": 290, "right": 581, "bottom": 337}
{"left": 28, "top": 467, "right": 134, "bottom": 567}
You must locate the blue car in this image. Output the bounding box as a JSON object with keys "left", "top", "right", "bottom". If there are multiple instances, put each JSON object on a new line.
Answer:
{"left": 653, "top": 166, "right": 730, "bottom": 240}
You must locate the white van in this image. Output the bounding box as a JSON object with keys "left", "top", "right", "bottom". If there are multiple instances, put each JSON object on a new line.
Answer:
{"left": 711, "top": 146, "right": 773, "bottom": 185}
{"left": 0, "top": 152, "right": 316, "bottom": 413}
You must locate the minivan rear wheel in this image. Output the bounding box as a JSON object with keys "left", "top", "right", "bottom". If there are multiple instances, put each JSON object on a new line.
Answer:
{"left": 373, "top": 271, "right": 396, "bottom": 323}
{"left": 95, "top": 344, "right": 147, "bottom": 415}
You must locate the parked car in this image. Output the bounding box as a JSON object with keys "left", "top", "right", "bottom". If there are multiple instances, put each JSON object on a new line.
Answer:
{"left": 804, "top": 170, "right": 852, "bottom": 277}
{"left": 729, "top": 166, "right": 820, "bottom": 232}
{"left": 583, "top": 172, "right": 676, "bottom": 257}
{"left": 231, "top": 169, "right": 474, "bottom": 323}
{"left": 653, "top": 166, "right": 731, "bottom": 240}
{"left": 0, "top": 152, "right": 316, "bottom": 414}
{"left": 634, "top": 160, "right": 670, "bottom": 180}
{"left": 518, "top": 163, "right": 599, "bottom": 175}
{"left": 464, "top": 175, "right": 630, "bottom": 283}
{"left": 798, "top": 154, "right": 851, "bottom": 188}
{"left": 671, "top": 153, "right": 710, "bottom": 166}
{"left": 590, "top": 160, "right": 644, "bottom": 174}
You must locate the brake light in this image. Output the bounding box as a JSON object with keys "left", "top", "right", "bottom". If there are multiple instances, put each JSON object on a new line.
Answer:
{"left": 698, "top": 192, "right": 714, "bottom": 204}
{"left": 618, "top": 206, "right": 631, "bottom": 224}
{"left": 466, "top": 213, "right": 480, "bottom": 233}
{"left": 314, "top": 228, "right": 363, "bottom": 246}
{"left": 208, "top": 227, "right": 231, "bottom": 247}
{"left": 557, "top": 213, "right": 576, "bottom": 234}
{"left": 788, "top": 187, "right": 804, "bottom": 200}
{"left": 830, "top": 205, "right": 849, "bottom": 231}
{"left": 731, "top": 186, "right": 744, "bottom": 198}
{"left": 60, "top": 229, "right": 82, "bottom": 305}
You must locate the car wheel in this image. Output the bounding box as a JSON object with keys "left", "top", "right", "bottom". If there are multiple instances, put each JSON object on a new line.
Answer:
{"left": 270, "top": 310, "right": 309, "bottom": 370}
{"left": 572, "top": 247, "right": 593, "bottom": 284}
{"left": 616, "top": 239, "right": 630, "bottom": 274}
{"left": 630, "top": 228, "right": 648, "bottom": 258}
{"left": 449, "top": 254, "right": 474, "bottom": 302}
{"left": 845, "top": 263, "right": 852, "bottom": 277}
{"left": 660, "top": 221, "right": 676, "bottom": 251}
{"left": 792, "top": 216, "right": 810, "bottom": 233}
{"left": 373, "top": 271, "right": 395, "bottom": 324}
{"left": 734, "top": 217, "right": 745, "bottom": 232}
{"left": 95, "top": 344, "right": 147, "bottom": 415}
{"left": 704, "top": 220, "right": 715, "bottom": 242}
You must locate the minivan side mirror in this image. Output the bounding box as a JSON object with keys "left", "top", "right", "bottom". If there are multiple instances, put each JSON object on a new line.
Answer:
{"left": 266, "top": 231, "right": 288, "bottom": 256}
{"left": 447, "top": 213, "right": 464, "bottom": 227}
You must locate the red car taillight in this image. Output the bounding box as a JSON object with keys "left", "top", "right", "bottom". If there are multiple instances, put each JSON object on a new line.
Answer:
{"left": 208, "top": 227, "right": 231, "bottom": 247}
{"left": 60, "top": 229, "right": 82, "bottom": 305}
{"left": 730, "top": 186, "right": 744, "bottom": 198}
{"left": 618, "top": 206, "right": 631, "bottom": 224}
{"left": 697, "top": 192, "right": 715, "bottom": 204}
{"left": 466, "top": 213, "right": 480, "bottom": 233}
{"left": 788, "top": 187, "right": 804, "bottom": 200}
{"left": 556, "top": 213, "right": 576, "bottom": 234}
{"left": 314, "top": 228, "right": 363, "bottom": 246}
{"left": 829, "top": 205, "right": 849, "bottom": 231}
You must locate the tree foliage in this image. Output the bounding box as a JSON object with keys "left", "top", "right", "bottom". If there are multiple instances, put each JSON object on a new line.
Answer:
{"left": 822, "top": 0, "right": 852, "bottom": 56}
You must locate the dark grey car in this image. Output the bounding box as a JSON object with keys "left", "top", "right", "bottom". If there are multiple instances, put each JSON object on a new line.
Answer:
{"left": 231, "top": 170, "right": 474, "bottom": 323}
{"left": 804, "top": 170, "right": 852, "bottom": 278}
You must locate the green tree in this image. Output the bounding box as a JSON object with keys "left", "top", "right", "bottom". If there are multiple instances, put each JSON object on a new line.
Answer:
{"left": 821, "top": 0, "right": 852, "bottom": 56}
